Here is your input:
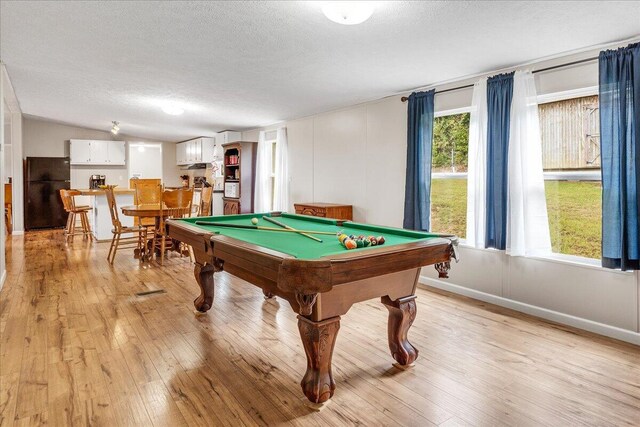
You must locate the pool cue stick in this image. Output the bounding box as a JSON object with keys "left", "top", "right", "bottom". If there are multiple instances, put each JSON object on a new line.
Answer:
{"left": 262, "top": 216, "right": 323, "bottom": 243}
{"left": 194, "top": 221, "right": 337, "bottom": 235}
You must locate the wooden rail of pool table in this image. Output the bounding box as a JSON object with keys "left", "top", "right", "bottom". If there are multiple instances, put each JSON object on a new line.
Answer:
{"left": 167, "top": 219, "right": 454, "bottom": 313}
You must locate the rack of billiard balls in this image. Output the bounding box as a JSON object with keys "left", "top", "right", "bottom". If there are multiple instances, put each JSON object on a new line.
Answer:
{"left": 337, "top": 232, "right": 385, "bottom": 250}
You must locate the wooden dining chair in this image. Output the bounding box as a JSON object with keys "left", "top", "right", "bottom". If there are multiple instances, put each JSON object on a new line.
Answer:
{"left": 157, "top": 187, "right": 194, "bottom": 265}
{"left": 59, "top": 189, "right": 94, "bottom": 242}
{"left": 195, "top": 186, "right": 213, "bottom": 217}
{"left": 104, "top": 186, "right": 148, "bottom": 264}
{"left": 132, "top": 179, "right": 162, "bottom": 227}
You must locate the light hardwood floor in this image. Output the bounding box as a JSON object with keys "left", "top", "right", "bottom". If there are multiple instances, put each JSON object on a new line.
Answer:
{"left": 1, "top": 230, "right": 639, "bottom": 426}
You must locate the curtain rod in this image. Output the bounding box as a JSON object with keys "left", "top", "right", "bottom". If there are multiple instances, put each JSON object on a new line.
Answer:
{"left": 400, "top": 56, "right": 598, "bottom": 102}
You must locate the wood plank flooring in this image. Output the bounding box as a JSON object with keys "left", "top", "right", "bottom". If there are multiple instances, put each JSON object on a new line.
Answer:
{"left": 1, "top": 230, "right": 639, "bottom": 426}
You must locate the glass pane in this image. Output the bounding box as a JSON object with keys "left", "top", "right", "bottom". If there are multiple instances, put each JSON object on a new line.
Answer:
{"left": 432, "top": 113, "right": 469, "bottom": 173}
{"left": 271, "top": 176, "right": 275, "bottom": 210}
{"left": 545, "top": 180, "right": 602, "bottom": 259}
{"left": 539, "top": 95, "right": 602, "bottom": 259}
{"left": 272, "top": 142, "right": 277, "bottom": 174}
{"left": 431, "top": 113, "right": 469, "bottom": 237}
{"left": 431, "top": 177, "right": 467, "bottom": 238}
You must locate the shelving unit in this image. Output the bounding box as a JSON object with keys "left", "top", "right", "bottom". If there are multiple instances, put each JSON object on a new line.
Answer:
{"left": 222, "top": 141, "right": 257, "bottom": 214}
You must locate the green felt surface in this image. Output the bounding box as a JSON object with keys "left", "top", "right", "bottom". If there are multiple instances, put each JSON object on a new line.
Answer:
{"left": 179, "top": 213, "right": 442, "bottom": 260}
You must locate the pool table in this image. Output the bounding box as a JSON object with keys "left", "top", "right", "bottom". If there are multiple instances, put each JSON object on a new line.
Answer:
{"left": 166, "top": 212, "right": 458, "bottom": 407}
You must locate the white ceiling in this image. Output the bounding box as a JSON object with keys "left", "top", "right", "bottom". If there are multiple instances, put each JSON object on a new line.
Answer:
{"left": 1, "top": 1, "right": 639, "bottom": 141}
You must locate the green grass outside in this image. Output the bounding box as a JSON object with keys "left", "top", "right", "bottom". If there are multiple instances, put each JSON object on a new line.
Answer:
{"left": 430, "top": 178, "right": 602, "bottom": 259}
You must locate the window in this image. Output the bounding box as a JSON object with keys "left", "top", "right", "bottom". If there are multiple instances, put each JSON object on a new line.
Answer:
{"left": 265, "top": 130, "right": 277, "bottom": 211}
{"left": 430, "top": 112, "right": 470, "bottom": 238}
{"left": 539, "top": 95, "right": 602, "bottom": 259}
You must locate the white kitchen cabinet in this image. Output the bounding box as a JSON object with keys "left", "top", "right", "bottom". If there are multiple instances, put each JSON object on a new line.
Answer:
{"left": 176, "top": 142, "right": 188, "bottom": 165}
{"left": 70, "top": 140, "right": 92, "bottom": 164}
{"left": 215, "top": 131, "right": 241, "bottom": 145}
{"left": 176, "top": 137, "right": 216, "bottom": 165}
{"left": 200, "top": 138, "right": 216, "bottom": 161}
{"left": 70, "top": 140, "right": 127, "bottom": 165}
{"left": 90, "top": 141, "right": 109, "bottom": 164}
{"left": 189, "top": 139, "right": 202, "bottom": 163}
{"left": 108, "top": 141, "right": 126, "bottom": 165}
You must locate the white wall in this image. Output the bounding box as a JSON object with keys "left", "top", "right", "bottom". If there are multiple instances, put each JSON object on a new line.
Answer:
{"left": 23, "top": 116, "right": 181, "bottom": 188}
{"left": 2, "top": 66, "right": 23, "bottom": 234}
{"left": 243, "top": 42, "right": 640, "bottom": 344}
{"left": 0, "top": 66, "right": 6, "bottom": 289}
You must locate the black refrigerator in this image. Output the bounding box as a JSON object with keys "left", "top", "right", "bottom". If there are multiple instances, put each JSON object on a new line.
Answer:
{"left": 25, "top": 157, "right": 71, "bottom": 230}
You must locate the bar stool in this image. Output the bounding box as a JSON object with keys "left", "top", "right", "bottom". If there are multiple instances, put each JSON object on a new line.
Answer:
{"left": 59, "top": 189, "right": 94, "bottom": 242}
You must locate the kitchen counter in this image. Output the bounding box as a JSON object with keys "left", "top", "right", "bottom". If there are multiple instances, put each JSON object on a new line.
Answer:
{"left": 77, "top": 188, "right": 135, "bottom": 195}
{"left": 77, "top": 188, "right": 134, "bottom": 241}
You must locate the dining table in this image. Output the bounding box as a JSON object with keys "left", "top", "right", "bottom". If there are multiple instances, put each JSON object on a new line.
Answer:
{"left": 120, "top": 203, "right": 188, "bottom": 261}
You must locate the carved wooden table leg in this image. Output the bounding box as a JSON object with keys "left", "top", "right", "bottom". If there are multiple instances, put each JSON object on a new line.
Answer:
{"left": 193, "top": 259, "right": 223, "bottom": 313}
{"left": 297, "top": 315, "right": 341, "bottom": 408}
{"left": 381, "top": 295, "right": 418, "bottom": 368}
{"left": 435, "top": 261, "right": 451, "bottom": 278}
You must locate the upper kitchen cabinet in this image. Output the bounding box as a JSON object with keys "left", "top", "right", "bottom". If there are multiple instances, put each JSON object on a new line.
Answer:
{"left": 175, "top": 137, "right": 217, "bottom": 165}
{"left": 69, "top": 140, "right": 126, "bottom": 165}
{"left": 176, "top": 142, "right": 188, "bottom": 165}
{"left": 108, "top": 141, "right": 126, "bottom": 164}
{"left": 215, "top": 131, "right": 241, "bottom": 146}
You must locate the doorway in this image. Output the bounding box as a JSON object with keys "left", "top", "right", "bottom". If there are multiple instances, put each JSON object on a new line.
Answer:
{"left": 129, "top": 143, "right": 163, "bottom": 181}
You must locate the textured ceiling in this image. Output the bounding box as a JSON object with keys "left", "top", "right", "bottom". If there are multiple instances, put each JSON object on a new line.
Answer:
{"left": 1, "top": 1, "right": 639, "bottom": 141}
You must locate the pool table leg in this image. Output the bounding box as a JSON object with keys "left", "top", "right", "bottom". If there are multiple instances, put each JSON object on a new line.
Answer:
{"left": 381, "top": 295, "right": 418, "bottom": 367}
{"left": 193, "top": 259, "right": 223, "bottom": 313}
{"left": 297, "top": 315, "right": 341, "bottom": 406}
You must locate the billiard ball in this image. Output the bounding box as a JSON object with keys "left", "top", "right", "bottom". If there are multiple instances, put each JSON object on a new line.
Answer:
{"left": 377, "top": 236, "right": 385, "bottom": 245}
{"left": 251, "top": 218, "right": 259, "bottom": 225}
{"left": 344, "top": 239, "right": 357, "bottom": 250}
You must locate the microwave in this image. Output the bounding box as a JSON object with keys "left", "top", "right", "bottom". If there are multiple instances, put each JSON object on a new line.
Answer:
{"left": 224, "top": 182, "right": 239, "bottom": 198}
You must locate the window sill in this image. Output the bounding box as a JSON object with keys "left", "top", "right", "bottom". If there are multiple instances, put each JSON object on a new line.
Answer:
{"left": 456, "top": 241, "right": 634, "bottom": 275}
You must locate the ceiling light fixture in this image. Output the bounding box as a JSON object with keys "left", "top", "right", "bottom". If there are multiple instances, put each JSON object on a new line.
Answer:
{"left": 322, "top": 1, "right": 375, "bottom": 25}
{"left": 111, "top": 121, "right": 120, "bottom": 135}
{"left": 162, "top": 102, "right": 184, "bottom": 116}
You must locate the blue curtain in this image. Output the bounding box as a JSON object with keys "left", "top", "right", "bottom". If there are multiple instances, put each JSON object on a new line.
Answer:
{"left": 403, "top": 90, "right": 435, "bottom": 231}
{"left": 485, "top": 72, "right": 514, "bottom": 250}
{"left": 600, "top": 43, "right": 640, "bottom": 271}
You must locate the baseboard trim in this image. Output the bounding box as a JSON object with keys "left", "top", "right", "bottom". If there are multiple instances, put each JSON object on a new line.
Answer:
{"left": 0, "top": 269, "right": 6, "bottom": 292}
{"left": 11, "top": 230, "right": 25, "bottom": 235}
{"left": 419, "top": 275, "right": 640, "bottom": 346}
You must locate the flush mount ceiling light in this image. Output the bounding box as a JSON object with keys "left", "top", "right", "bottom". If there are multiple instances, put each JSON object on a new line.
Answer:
{"left": 111, "top": 121, "right": 120, "bottom": 135}
{"left": 322, "top": 1, "right": 375, "bottom": 25}
{"left": 161, "top": 102, "right": 184, "bottom": 116}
